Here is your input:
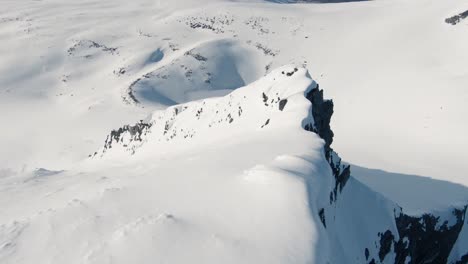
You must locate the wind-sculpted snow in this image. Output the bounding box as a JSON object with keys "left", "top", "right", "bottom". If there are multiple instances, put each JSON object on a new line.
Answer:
{"left": 126, "top": 39, "right": 264, "bottom": 106}
{"left": 2, "top": 0, "right": 466, "bottom": 186}
{"left": 0, "top": 63, "right": 466, "bottom": 263}
{"left": 96, "top": 66, "right": 314, "bottom": 158}
{"left": 1, "top": 1, "right": 467, "bottom": 262}
{"left": 92, "top": 66, "right": 468, "bottom": 264}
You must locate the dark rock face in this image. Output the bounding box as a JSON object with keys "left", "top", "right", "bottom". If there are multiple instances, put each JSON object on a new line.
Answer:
{"left": 379, "top": 230, "right": 395, "bottom": 262}
{"left": 262, "top": 92, "right": 269, "bottom": 106}
{"left": 455, "top": 253, "right": 468, "bottom": 264}
{"left": 305, "top": 85, "right": 333, "bottom": 158}
{"left": 304, "top": 85, "right": 350, "bottom": 203}
{"left": 100, "top": 121, "right": 152, "bottom": 155}
{"left": 282, "top": 67, "right": 298, "bottom": 76}
{"left": 279, "top": 99, "right": 288, "bottom": 111}
{"left": 303, "top": 83, "right": 467, "bottom": 264}
{"left": 393, "top": 207, "right": 467, "bottom": 264}
{"left": 185, "top": 50, "right": 208, "bottom": 61}
{"left": 367, "top": 207, "right": 468, "bottom": 264}
{"left": 319, "top": 208, "right": 326, "bottom": 228}
{"left": 445, "top": 10, "right": 468, "bottom": 25}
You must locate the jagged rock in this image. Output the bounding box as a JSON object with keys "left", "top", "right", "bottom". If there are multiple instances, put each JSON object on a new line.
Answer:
{"left": 445, "top": 10, "right": 468, "bottom": 25}
{"left": 393, "top": 207, "right": 467, "bottom": 264}
{"left": 91, "top": 67, "right": 468, "bottom": 264}
{"left": 379, "top": 230, "right": 395, "bottom": 262}
{"left": 101, "top": 121, "right": 152, "bottom": 155}
{"left": 279, "top": 99, "right": 287, "bottom": 111}
{"left": 454, "top": 254, "right": 468, "bottom": 264}
{"left": 305, "top": 85, "right": 334, "bottom": 156}
{"left": 303, "top": 83, "right": 468, "bottom": 264}
{"left": 304, "top": 84, "right": 350, "bottom": 202}
{"left": 319, "top": 208, "right": 326, "bottom": 228}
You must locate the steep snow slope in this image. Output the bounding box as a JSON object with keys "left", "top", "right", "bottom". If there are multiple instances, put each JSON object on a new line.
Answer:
{"left": 1, "top": 66, "right": 465, "bottom": 264}
{"left": 1, "top": 0, "right": 467, "bottom": 262}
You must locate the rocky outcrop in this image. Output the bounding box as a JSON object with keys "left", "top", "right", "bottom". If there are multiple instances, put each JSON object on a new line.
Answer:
{"left": 393, "top": 207, "right": 467, "bottom": 264}
{"left": 93, "top": 66, "right": 467, "bottom": 264}
{"left": 455, "top": 254, "right": 468, "bottom": 264}
{"left": 445, "top": 10, "right": 468, "bottom": 25}
{"left": 304, "top": 84, "right": 350, "bottom": 203}
{"left": 366, "top": 207, "right": 467, "bottom": 264}
{"left": 96, "top": 121, "right": 152, "bottom": 156}
{"left": 304, "top": 83, "right": 467, "bottom": 264}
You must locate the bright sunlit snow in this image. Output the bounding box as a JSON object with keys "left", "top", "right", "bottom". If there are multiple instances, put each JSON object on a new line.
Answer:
{"left": 0, "top": 0, "right": 467, "bottom": 263}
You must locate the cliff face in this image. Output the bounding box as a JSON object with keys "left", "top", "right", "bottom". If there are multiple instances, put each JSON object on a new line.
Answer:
{"left": 92, "top": 65, "right": 467, "bottom": 264}
{"left": 305, "top": 84, "right": 468, "bottom": 264}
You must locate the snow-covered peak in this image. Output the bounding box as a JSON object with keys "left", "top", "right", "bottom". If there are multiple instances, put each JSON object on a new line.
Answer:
{"left": 1, "top": 63, "right": 466, "bottom": 264}
{"left": 93, "top": 66, "right": 318, "bottom": 160}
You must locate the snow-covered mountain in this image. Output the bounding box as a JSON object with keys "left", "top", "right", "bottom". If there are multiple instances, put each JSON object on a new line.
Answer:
{"left": 0, "top": 0, "right": 467, "bottom": 263}
{"left": 1, "top": 65, "right": 466, "bottom": 263}
{"left": 1, "top": 0, "right": 467, "bottom": 185}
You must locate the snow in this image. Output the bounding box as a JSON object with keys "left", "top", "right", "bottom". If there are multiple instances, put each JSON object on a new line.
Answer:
{"left": 0, "top": 0, "right": 467, "bottom": 262}
{"left": 350, "top": 164, "right": 468, "bottom": 214}
{"left": 448, "top": 209, "right": 468, "bottom": 263}
{"left": 0, "top": 66, "right": 324, "bottom": 264}
{"left": 1, "top": 0, "right": 467, "bottom": 187}
{"left": 130, "top": 39, "right": 265, "bottom": 106}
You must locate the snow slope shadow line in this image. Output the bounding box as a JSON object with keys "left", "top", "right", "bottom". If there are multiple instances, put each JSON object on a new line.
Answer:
{"left": 350, "top": 164, "right": 468, "bottom": 213}
{"left": 302, "top": 84, "right": 467, "bottom": 264}
{"left": 123, "top": 39, "right": 260, "bottom": 107}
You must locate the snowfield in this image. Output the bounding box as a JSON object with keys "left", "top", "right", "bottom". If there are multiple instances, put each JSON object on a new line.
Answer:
{"left": 1, "top": 0, "right": 467, "bottom": 186}
{"left": 1, "top": 65, "right": 464, "bottom": 263}
{"left": 0, "top": 0, "right": 467, "bottom": 263}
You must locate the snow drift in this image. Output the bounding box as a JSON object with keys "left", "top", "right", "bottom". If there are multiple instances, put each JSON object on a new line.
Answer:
{"left": 127, "top": 39, "right": 264, "bottom": 107}
{"left": 2, "top": 66, "right": 464, "bottom": 264}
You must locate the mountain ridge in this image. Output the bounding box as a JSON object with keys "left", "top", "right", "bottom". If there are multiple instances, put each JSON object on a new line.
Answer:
{"left": 89, "top": 65, "right": 468, "bottom": 264}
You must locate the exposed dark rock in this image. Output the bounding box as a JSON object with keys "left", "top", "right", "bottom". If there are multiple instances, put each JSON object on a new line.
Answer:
{"left": 379, "top": 230, "right": 395, "bottom": 262}
{"left": 281, "top": 68, "right": 298, "bottom": 77}
{"left": 227, "top": 113, "right": 234, "bottom": 123}
{"left": 196, "top": 108, "right": 203, "bottom": 119}
{"left": 304, "top": 84, "right": 350, "bottom": 202}
{"left": 261, "top": 119, "right": 270, "bottom": 128}
{"left": 454, "top": 253, "right": 468, "bottom": 264}
{"left": 304, "top": 85, "right": 333, "bottom": 156}
{"left": 126, "top": 77, "right": 143, "bottom": 104}
{"left": 279, "top": 99, "right": 288, "bottom": 111}
{"left": 262, "top": 92, "right": 269, "bottom": 106}
{"left": 168, "top": 42, "right": 179, "bottom": 51}
{"left": 300, "top": 82, "right": 467, "bottom": 264}
{"left": 185, "top": 50, "right": 208, "bottom": 61}
{"left": 179, "top": 15, "right": 234, "bottom": 34}
{"left": 393, "top": 207, "right": 467, "bottom": 264}
{"left": 254, "top": 42, "right": 277, "bottom": 56}
{"left": 319, "top": 208, "right": 326, "bottom": 228}
{"left": 445, "top": 10, "right": 468, "bottom": 25}
{"left": 101, "top": 121, "right": 152, "bottom": 155}
{"left": 67, "top": 40, "right": 118, "bottom": 56}
{"left": 287, "top": 68, "right": 298, "bottom": 76}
